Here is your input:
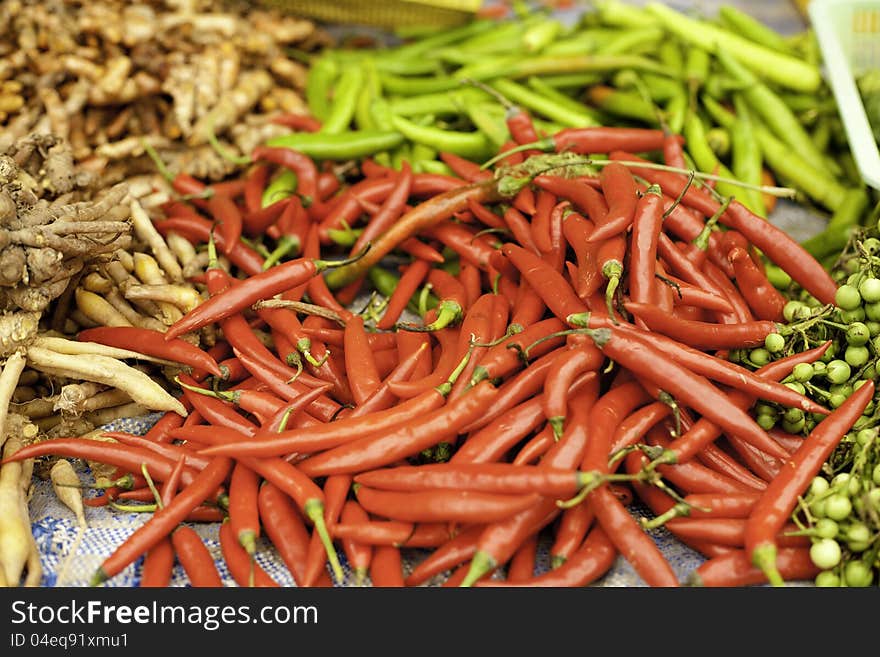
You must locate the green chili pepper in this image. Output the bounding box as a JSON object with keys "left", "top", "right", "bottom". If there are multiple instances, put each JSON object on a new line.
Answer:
{"left": 715, "top": 48, "right": 842, "bottom": 178}
{"left": 613, "top": 69, "right": 681, "bottom": 103}
{"left": 594, "top": 0, "right": 660, "bottom": 29}
{"left": 684, "top": 46, "right": 710, "bottom": 98}
{"left": 718, "top": 5, "right": 794, "bottom": 55}
{"left": 455, "top": 53, "right": 677, "bottom": 83}
{"left": 645, "top": 2, "right": 822, "bottom": 92}
{"left": 388, "top": 88, "right": 489, "bottom": 118}
{"left": 491, "top": 77, "right": 599, "bottom": 128}
{"left": 262, "top": 169, "right": 298, "bottom": 208}
{"left": 354, "top": 60, "right": 381, "bottom": 131}
{"left": 587, "top": 85, "right": 659, "bottom": 125}
{"left": 800, "top": 188, "right": 871, "bottom": 259}
{"left": 525, "top": 76, "right": 604, "bottom": 123}
{"left": 535, "top": 72, "right": 603, "bottom": 89}
{"left": 390, "top": 114, "right": 492, "bottom": 160}
{"left": 305, "top": 56, "right": 338, "bottom": 121}
{"left": 266, "top": 130, "right": 405, "bottom": 160}
{"left": 522, "top": 17, "right": 563, "bottom": 53}
{"left": 657, "top": 40, "right": 684, "bottom": 78}
{"left": 663, "top": 88, "right": 688, "bottom": 134}
{"left": 415, "top": 160, "right": 455, "bottom": 177}
{"left": 754, "top": 125, "right": 848, "bottom": 212}
{"left": 379, "top": 72, "right": 463, "bottom": 96}
{"left": 730, "top": 94, "right": 767, "bottom": 217}
{"left": 320, "top": 64, "right": 364, "bottom": 135}
{"left": 596, "top": 27, "right": 664, "bottom": 56}
{"left": 464, "top": 101, "right": 511, "bottom": 148}
{"left": 683, "top": 110, "right": 741, "bottom": 201}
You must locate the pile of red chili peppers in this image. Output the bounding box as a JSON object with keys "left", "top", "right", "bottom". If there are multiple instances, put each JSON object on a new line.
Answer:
{"left": 6, "top": 107, "right": 876, "bottom": 589}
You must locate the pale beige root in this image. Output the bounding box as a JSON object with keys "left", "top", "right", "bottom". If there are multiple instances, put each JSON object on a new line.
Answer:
{"left": 81, "top": 272, "right": 113, "bottom": 294}
{"left": 131, "top": 252, "right": 183, "bottom": 324}
{"left": 129, "top": 198, "right": 183, "bottom": 283}
{"left": 54, "top": 381, "right": 110, "bottom": 415}
{"left": 31, "top": 336, "right": 178, "bottom": 368}
{"left": 25, "top": 345, "right": 187, "bottom": 416}
{"left": 0, "top": 351, "right": 26, "bottom": 451}
{"left": 188, "top": 69, "right": 273, "bottom": 146}
{"left": 0, "top": 313, "right": 39, "bottom": 358}
{"left": 123, "top": 283, "right": 201, "bottom": 313}
{"left": 83, "top": 401, "right": 149, "bottom": 426}
{"left": 102, "top": 287, "right": 168, "bottom": 332}
{"left": 164, "top": 231, "right": 198, "bottom": 269}
{"left": 101, "top": 258, "right": 165, "bottom": 321}
{"left": 50, "top": 458, "right": 86, "bottom": 529}
{"left": 74, "top": 287, "right": 133, "bottom": 327}
{"left": 0, "top": 436, "right": 29, "bottom": 586}
{"left": 95, "top": 134, "right": 172, "bottom": 161}
{"left": 77, "top": 388, "right": 133, "bottom": 415}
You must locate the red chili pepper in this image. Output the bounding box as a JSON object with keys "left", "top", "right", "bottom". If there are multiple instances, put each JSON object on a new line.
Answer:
{"left": 745, "top": 379, "right": 874, "bottom": 585}
{"left": 172, "top": 525, "right": 224, "bottom": 587}
{"left": 627, "top": 184, "right": 664, "bottom": 305}
{"left": 459, "top": 384, "right": 601, "bottom": 586}
{"left": 244, "top": 196, "right": 293, "bottom": 237}
{"left": 200, "top": 380, "right": 452, "bottom": 458}
{"left": 529, "top": 190, "right": 557, "bottom": 254}
{"left": 339, "top": 500, "right": 373, "bottom": 586}
{"left": 682, "top": 492, "right": 762, "bottom": 519}
{"left": 351, "top": 161, "right": 414, "bottom": 257}
{"left": 207, "top": 193, "right": 244, "bottom": 257}
{"left": 343, "top": 314, "right": 383, "bottom": 404}
{"left": 370, "top": 546, "right": 405, "bottom": 587}
{"left": 426, "top": 220, "right": 497, "bottom": 271}
{"left": 505, "top": 533, "right": 539, "bottom": 583}
{"left": 242, "top": 163, "right": 270, "bottom": 214}
{"left": 354, "top": 463, "right": 594, "bottom": 498}
{"left": 502, "top": 243, "right": 587, "bottom": 323}
{"left": 271, "top": 113, "right": 322, "bottom": 132}
{"left": 643, "top": 427, "right": 763, "bottom": 495}
{"left": 165, "top": 254, "right": 356, "bottom": 341}
{"left": 702, "top": 258, "right": 755, "bottom": 323}
{"left": 218, "top": 520, "right": 280, "bottom": 587}
{"left": 257, "top": 482, "right": 311, "bottom": 586}
{"left": 580, "top": 326, "right": 784, "bottom": 463}
{"left": 533, "top": 175, "right": 608, "bottom": 224}
{"left": 502, "top": 206, "right": 541, "bottom": 254}
{"left": 295, "top": 381, "right": 499, "bottom": 478}
{"left": 139, "top": 538, "right": 174, "bottom": 587}
{"left": 77, "top": 327, "right": 222, "bottom": 378}
{"left": 727, "top": 247, "right": 787, "bottom": 322}
{"left": 623, "top": 301, "right": 776, "bottom": 350}
{"left": 403, "top": 525, "right": 483, "bottom": 587}
{"left": 543, "top": 199, "right": 568, "bottom": 274}
{"left": 585, "top": 161, "right": 639, "bottom": 242}
{"left": 512, "top": 425, "right": 556, "bottom": 466}
{"left": 440, "top": 151, "right": 493, "bottom": 182}
{"left": 324, "top": 179, "right": 499, "bottom": 289}
{"left": 542, "top": 345, "right": 603, "bottom": 438}
{"left": 688, "top": 547, "right": 819, "bottom": 587}
{"left": 331, "top": 521, "right": 451, "bottom": 548}
{"left": 376, "top": 259, "right": 432, "bottom": 331}
{"left": 228, "top": 462, "right": 261, "bottom": 555}
{"left": 154, "top": 215, "right": 265, "bottom": 276}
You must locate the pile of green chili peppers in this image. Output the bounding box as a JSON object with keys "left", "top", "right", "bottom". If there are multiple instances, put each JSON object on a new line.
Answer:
{"left": 265, "top": 0, "right": 878, "bottom": 267}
